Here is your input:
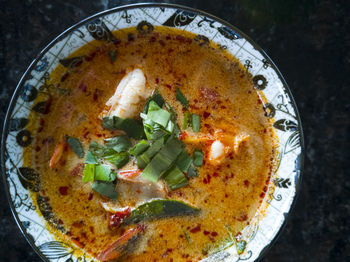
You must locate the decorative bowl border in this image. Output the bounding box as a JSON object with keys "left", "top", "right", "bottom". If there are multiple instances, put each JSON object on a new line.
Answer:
{"left": 1, "top": 3, "right": 304, "bottom": 262}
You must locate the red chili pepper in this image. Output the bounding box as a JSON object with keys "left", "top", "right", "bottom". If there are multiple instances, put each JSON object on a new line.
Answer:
{"left": 59, "top": 186, "right": 68, "bottom": 196}
{"left": 119, "top": 169, "right": 142, "bottom": 179}
{"left": 108, "top": 207, "right": 131, "bottom": 230}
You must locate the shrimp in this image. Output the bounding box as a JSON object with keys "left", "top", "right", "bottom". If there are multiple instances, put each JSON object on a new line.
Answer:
{"left": 102, "top": 68, "right": 152, "bottom": 119}
{"left": 49, "top": 139, "right": 67, "bottom": 170}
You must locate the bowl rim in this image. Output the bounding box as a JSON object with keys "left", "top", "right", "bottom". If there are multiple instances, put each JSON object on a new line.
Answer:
{"left": 1, "top": 2, "right": 304, "bottom": 261}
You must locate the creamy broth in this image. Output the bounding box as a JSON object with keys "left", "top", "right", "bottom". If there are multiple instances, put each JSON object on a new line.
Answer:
{"left": 25, "top": 27, "right": 277, "bottom": 261}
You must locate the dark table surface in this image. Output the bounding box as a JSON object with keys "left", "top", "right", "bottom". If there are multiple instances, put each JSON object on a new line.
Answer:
{"left": 0, "top": 0, "right": 349, "bottom": 261}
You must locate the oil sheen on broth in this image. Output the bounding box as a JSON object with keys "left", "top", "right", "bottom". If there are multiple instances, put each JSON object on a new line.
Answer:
{"left": 24, "top": 26, "right": 277, "bottom": 261}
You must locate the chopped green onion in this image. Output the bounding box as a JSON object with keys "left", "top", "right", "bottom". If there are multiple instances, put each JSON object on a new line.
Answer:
{"left": 92, "top": 181, "right": 118, "bottom": 200}
{"left": 192, "top": 149, "right": 204, "bottom": 167}
{"left": 85, "top": 151, "right": 98, "bottom": 164}
{"left": 183, "top": 111, "right": 191, "bottom": 129}
{"left": 104, "top": 135, "right": 131, "bottom": 153}
{"left": 175, "top": 149, "right": 192, "bottom": 172}
{"left": 176, "top": 88, "right": 189, "bottom": 109}
{"left": 129, "top": 140, "right": 149, "bottom": 156}
{"left": 173, "top": 124, "right": 181, "bottom": 138}
{"left": 82, "top": 164, "right": 95, "bottom": 182}
{"left": 191, "top": 114, "right": 201, "bottom": 132}
{"left": 95, "top": 164, "right": 116, "bottom": 181}
{"left": 141, "top": 137, "right": 184, "bottom": 183}
{"left": 102, "top": 116, "right": 145, "bottom": 139}
{"left": 147, "top": 101, "right": 171, "bottom": 128}
{"left": 136, "top": 137, "right": 164, "bottom": 169}
{"left": 144, "top": 90, "right": 164, "bottom": 113}
{"left": 163, "top": 166, "right": 188, "bottom": 190}
{"left": 65, "top": 136, "right": 84, "bottom": 158}
{"left": 166, "top": 119, "right": 174, "bottom": 133}
{"left": 104, "top": 152, "right": 129, "bottom": 169}
{"left": 187, "top": 166, "right": 199, "bottom": 178}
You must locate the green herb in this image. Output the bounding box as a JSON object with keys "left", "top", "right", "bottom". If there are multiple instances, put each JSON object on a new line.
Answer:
{"left": 173, "top": 124, "right": 181, "bottom": 138}
{"left": 141, "top": 138, "right": 184, "bottom": 183}
{"left": 102, "top": 116, "right": 144, "bottom": 139}
{"left": 108, "top": 50, "right": 117, "bottom": 63}
{"left": 147, "top": 101, "right": 171, "bottom": 128}
{"left": 142, "top": 114, "right": 169, "bottom": 141}
{"left": 144, "top": 90, "right": 164, "bottom": 113}
{"left": 124, "top": 199, "right": 199, "bottom": 224}
{"left": 191, "top": 114, "right": 201, "bottom": 132}
{"left": 104, "top": 152, "right": 129, "bottom": 169}
{"left": 187, "top": 166, "right": 199, "bottom": 178}
{"left": 183, "top": 229, "right": 191, "bottom": 244}
{"left": 129, "top": 140, "right": 149, "bottom": 156}
{"left": 192, "top": 149, "right": 204, "bottom": 167}
{"left": 183, "top": 111, "right": 191, "bottom": 129}
{"left": 176, "top": 88, "right": 189, "bottom": 109}
{"left": 65, "top": 136, "right": 84, "bottom": 158}
{"left": 104, "top": 135, "right": 131, "bottom": 153}
{"left": 136, "top": 137, "right": 164, "bottom": 169}
{"left": 95, "top": 164, "right": 116, "bottom": 181}
{"left": 82, "top": 164, "right": 95, "bottom": 182}
{"left": 85, "top": 151, "right": 98, "bottom": 164}
{"left": 175, "top": 149, "right": 192, "bottom": 172}
{"left": 92, "top": 181, "right": 118, "bottom": 200}
{"left": 88, "top": 141, "right": 106, "bottom": 160}
{"left": 163, "top": 166, "right": 188, "bottom": 190}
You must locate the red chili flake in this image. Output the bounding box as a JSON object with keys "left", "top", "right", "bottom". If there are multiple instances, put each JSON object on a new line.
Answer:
{"left": 150, "top": 36, "right": 156, "bottom": 43}
{"left": 194, "top": 99, "right": 198, "bottom": 103}
{"left": 71, "top": 163, "right": 84, "bottom": 177}
{"left": 88, "top": 192, "right": 93, "bottom": 201}
{"left": 211, "top": 231, "right": 218, "bottom": 237}
{"left": 35, "top": 146, "right": 41, "bottom": 152}
{"left": 93, "top": 89, "right": 99, "bottom": 101}
{"left": 159, "top": 234, "right": 163, "bottom": 238}
{"left": 203, "top": 178, "right": 208, "bottom": 184}
{"left": 166, "top": 35, "right": 171, "bottom": 40}
{"left": 263, "top": 186, "right": 268, "bottom": 192}
{"left": 260, "top": 192, "right": 265, "bottom": 198}
{"left": 237, "top": 213, "right": 248, "bottom": 222}
{"left": 200, "top": 86, "right": 219, "bottom": 100}
{"left": 59, "top": 186, "right": 68, "bottom": 196}
{"left": 71, "top": 237, "right": 84, "bottom": 248}
{"left": 244, "top": 180, "right": 249, "bottom": 187}
{"left": 168, "top": 48, "right": 174, "bottom": 53}
{"left": 258, "top": 99, "right": 262, "bottom": 104}
{"left": 60, "top": 72, "right": 69, "bottom": 82}
{"left": 176, "top": 35, "right": 186, "bottom": 42}
{"left": 264, "top": 128, "right": 267, "bottom": 133}
{"left": 225, "top": 193, "right": 229, "bottom": 198}
{"left": 162, "top": 248, "right": 173, "bottom": 257}
{"left": 158, "top": 39, "right": 165, "bottom": 46}
{"left": 78, "top": 83, "right": 87, "bottom": 92}
{"left": 113, "top": 39, "right": 121, "bottom": 46}
{"left": 248, "top": 90, "right": 252, "bottom": 94}
{"left": 204, "top": 124, "right": 210, "bottom": 129}
{"left": 83, "top": 131, "right": 89, "bottom": 139}
{"left": 203, "top": 111, "right": 211, "bottom": 119}
{"left": 190, "top": 224, "right": 201, "bottom": 233}
{"left": 203, "top": 230, "right": 210, "bottom": 236}
{"left": 155, "top": 78, "right": 159, "bottom": 84}
{"left": 213, "top": 172, "right": 219, "bottom": 177}
{"left": 165, "top": 84, "right": 172, "bottom": 90}
{"left": 179, "top": 132, "right": 188, "bottom": 141}
{"left": 108, "top": 207, "right": 131, "bottom": 230}
{"left": 221, "top": 105, "right": 226, "bottom": 109}
{"left": 96, "top": 133, "right": 102, "bottom": 137}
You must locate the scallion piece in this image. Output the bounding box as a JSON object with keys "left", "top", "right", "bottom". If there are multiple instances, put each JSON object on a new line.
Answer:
{"left": 144, "top": 90, "right": 164, "bottom": 113}
{"left": 175, "top": 149, "right": 192, "bottom": 172}
{"left": 141, "top": 138, "right": 184, "bottom": 183}
{"left": 95, "top": 164, "right": 116, "bottom": 181}
{"left": 192, "top": 149, "right": 204, "bottom": 167}
{"left": 183, "top": 111, "right": 191, "bottom": 129}
{"left": 102, "top": 116, "right": 145, "bottom": 139}
{"left": 104, "top": 152, "right": 129, "bottom": 169}
{"left": 137, "top": 137, "right": 164, "bottom": 169}
{"left": 147, "top": 101, "right": 171, "bottom": 128}
{"left": 187, "top": 166, "right": 199, "bottom": 178}
{"left": 85, "top": 151, "right": 98, "bottom": 164}
{"left": 191, "top": 114, "right": 201, "bottom": 132}
{"left": 82, "top": 164, "right": 95, "bottom": 182}
{"left": 92, "top": 181, "right": 118, "bottom": 200}
{"left": 163, "top": 166, "right": 188, "bottom": 190}
{"left": 129, "top": 140, "right": 149, "bottom": 156}
{"left": 104, "top": 135, "right": 131, "bottom": 153}
{"left": 176, "top": 88, "right": 189, "bottom": 109}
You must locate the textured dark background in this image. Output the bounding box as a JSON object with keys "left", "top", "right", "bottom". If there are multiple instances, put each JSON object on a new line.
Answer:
{"left": 0, "top": 0, "right": 349, "bottom": 261}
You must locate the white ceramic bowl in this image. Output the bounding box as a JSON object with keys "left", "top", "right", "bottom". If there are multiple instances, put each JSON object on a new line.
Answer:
{"left": 1, "top": 3, "right": 304, "bottom": 261}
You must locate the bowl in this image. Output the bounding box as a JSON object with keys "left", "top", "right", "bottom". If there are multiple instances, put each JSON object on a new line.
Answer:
{"left": 1, "top": 3, "right": 304, "bottom": 261}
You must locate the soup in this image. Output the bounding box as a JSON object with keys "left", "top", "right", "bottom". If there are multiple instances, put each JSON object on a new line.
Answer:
{"left": 24, "top": 26, "right": 277, "bottom": 261}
